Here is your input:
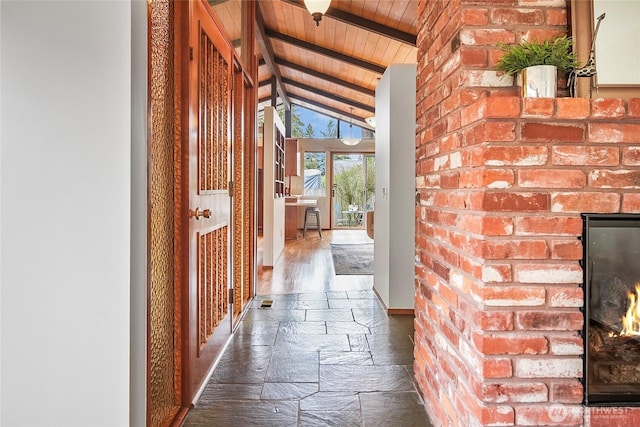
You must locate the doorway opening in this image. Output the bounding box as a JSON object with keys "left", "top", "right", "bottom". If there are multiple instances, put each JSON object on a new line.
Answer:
{"left": 331, "top": 153, "right": 375, "bottom": 229}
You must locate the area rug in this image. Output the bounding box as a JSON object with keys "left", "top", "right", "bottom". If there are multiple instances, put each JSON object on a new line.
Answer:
{"left": 330, "top": 243, "right": 374, "bottom": 275}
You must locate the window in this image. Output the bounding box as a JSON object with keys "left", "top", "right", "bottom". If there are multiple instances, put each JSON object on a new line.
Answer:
{"left": 303, "top": 152, "right": 326, "bottom": 196}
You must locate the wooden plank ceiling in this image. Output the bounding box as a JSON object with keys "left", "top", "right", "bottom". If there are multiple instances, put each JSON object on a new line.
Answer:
{"left": 209, "top": 0, "right": 418, "bottom": 131}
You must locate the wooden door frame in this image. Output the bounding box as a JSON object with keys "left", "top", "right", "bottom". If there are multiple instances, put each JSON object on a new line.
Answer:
{"left": 173, "top": 0, "right": 190, "bottom": 413}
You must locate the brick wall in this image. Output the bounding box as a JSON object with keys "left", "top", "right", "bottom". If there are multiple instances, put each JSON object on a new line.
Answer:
{"left": 414, "top": 1, "right": 640, "bottom": 426}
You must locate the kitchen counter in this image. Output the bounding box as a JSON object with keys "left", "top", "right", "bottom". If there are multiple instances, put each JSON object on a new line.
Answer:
{"left": 284, "top": 198, "right": 317, "bottom": 239}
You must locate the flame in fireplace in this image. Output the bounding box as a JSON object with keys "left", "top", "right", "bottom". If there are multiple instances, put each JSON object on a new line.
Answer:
{"left": 620, "top": 284, "right": 640, "bottom": 336}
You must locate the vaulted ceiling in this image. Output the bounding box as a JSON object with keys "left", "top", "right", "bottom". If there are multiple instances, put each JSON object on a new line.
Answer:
{"left": 209, "top": 0, "right": 418, "bottom": 131}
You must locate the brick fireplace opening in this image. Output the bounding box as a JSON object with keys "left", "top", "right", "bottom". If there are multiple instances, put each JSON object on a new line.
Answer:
{"left": 583, "top": 213, "right": 640, "bottom": 406}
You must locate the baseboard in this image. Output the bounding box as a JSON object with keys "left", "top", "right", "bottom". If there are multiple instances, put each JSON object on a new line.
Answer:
{"left": 372, "top": 288, "right": 414, "bottom": 316}
{"left": 387, "top": 308, "right": 414, "bottom": 316}
{"left": 372, "top": 287, "right": 388, "bottom": 311}
{"left": 169, "top": 406, "right": 190, "bottom": 427}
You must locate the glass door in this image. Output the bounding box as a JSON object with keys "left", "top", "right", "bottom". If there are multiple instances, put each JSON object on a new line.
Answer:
{"left": 331, "top": 153, "right": 375, "bottom": 229}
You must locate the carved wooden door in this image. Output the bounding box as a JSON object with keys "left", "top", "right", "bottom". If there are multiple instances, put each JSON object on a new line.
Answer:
{"left": 179, "top": 0, "right": 233, "bottom": 403}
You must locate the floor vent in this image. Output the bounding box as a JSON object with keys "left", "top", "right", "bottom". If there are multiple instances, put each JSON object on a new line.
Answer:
{"left": 260, "top": 299, "right": 273, "bottom": 308}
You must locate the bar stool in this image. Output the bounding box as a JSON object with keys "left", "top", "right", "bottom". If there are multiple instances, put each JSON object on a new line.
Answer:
{"left": 303, "top": 207, "right": 322, "bottom": 239}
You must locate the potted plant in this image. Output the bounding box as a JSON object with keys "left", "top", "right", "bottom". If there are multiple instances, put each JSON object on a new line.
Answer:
{"left": 496, "top": 35, "right": 579, "bottom": 98}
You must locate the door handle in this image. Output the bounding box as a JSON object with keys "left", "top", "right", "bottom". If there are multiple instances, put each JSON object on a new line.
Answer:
{"left": 191, "top": 207, "right": 211, "bottom": 220}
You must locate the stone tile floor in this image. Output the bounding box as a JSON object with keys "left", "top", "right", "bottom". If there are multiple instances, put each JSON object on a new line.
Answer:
{"left": 183, "top": 290, "right": 434, "bottom": 426}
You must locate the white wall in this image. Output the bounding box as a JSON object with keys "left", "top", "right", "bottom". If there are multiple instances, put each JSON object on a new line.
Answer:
{"left": 1, "top": 1, "right": 132, "bottom": 425}
{"left": 130, "top": 0, "right": 148, "bottom": 425}
{"left": 374, "top": 64, "right": 417, "bottom": 310}
{"left": 593, "top": 0, "right": 640, "bottom": 85}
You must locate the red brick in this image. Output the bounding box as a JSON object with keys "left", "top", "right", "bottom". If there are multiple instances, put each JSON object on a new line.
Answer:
{"left": 592, "top": 98, "right": 626, "bottom": 118}
{"left": 546, "top": 9, "right": 567, "bottom": 26}
{"left": 481, "top": 263, "right": 512, "bottom": 283}
{"left": 460, "top": 48, "right": 488, "bottom": 67}
{"left": 622, "top": 146, "right": 640, "bottom": 166}
{"left": 474, "top": 311, "right": 514, "bottom": 331}
{"left": 623, "top": 193, "right": 640, "bottom": 212}
{"left": 473, "top": 332, "right": 548, "bottom": 354}
{"left": 458, "top": 382, "right": 514, "bottom": 425}
{"left": 460, "top": 169, "right": 514, "bottom": 188}
{"left": 551, "top": 381, "right": 583, "bottom": 403}
{"left": 433, "top": 260, "right": 450, "bottom": 281}
{"left": 460, "top": 88, "right": 485, "bottom": 106}
{"left": 550, "top": 240, "right": 582, "bottom": 260}
{"left": 484, "top": 145, "right": 548, "bottom": 166}
{"left": 457, "top": 214, "right": 514, "bottom": 237}
{"left": 519, "top": 169, "right": 585, "bottom": 189}
{"left": 481, "top": 216, "right": 514, "bottom": 236}
{"left": 486, "top": 96, "right": 520, "bottom": 117}
{"left": 523, "top": 98, "right": 554, "bottom": 117}
{"left": 481, "top": 381, "right": 548, "bottom": 403}
{"left": 460, "top": 28, "right": 514, "bottom": 46}
{"left": 440, "top": 133, "right": 460, "bottom": 152}
{"left": 480, "top": 286, "right": 546, "bottom": 306}
{"left": 441, "top": 172, "right": 460, "bottom": 188}
{"left": 629, "top": 98, "right": 640, "bottom": 118}
{"left": 482, "top": 357, "right": 513, "bottom": 379}
{"left": 551, "top": 192, "right": 620, "bottom": 213}
{"left": 514, "top": 358, "right": 583, "bottom": 378}
{"left": 556, "top": 97, "right": 590, "bottom": 119}
{"left": 515, "top": 216, "right": 582, "bottom": 236}
{"left": 589, "top": 123, "right": 640, "bottom": 143}
{"left": 515, "top": 311, "right": 583, "bottom": 331}
{"left": 515, "top": 263, "right": 583, "bottom": 284}
{"left": 484, "top": 121, "right": 517, "bottom": 141}
{"left": 521, "top": 122, "right": 585, "bottom": 143}
{"left": 589, "top": 169, "right": 640, "bottom": 189}
{"left": 552, "top": 145, "right": 619, "bottom": 166}
{"left": 488, "top": 48, "right": 504, "bottom": 68}
{"left": 548, "top": 287, "right": 583, "bottom": 308}
{"left": 462, "top": 98, "right": 487, "bottom": 126}
{"left": 438, "top": 316, "right": 460, "bottom": 346}
{"left": 491, "top": 8, "right": 544, "bottom": 25}
{"left": 482, "top": 239, "right": 549, "bottom": 260}
{"left": 438, "top": 282, "right": 458, "bottom": 307}
{"left": 483, "top": 192, "right": 549, "bottom": 212}
{"left": 461, "top": 8, "right": 489, "bottom": 26}
{"left": 548, "top": 335, "right": 583, "bottom": 355}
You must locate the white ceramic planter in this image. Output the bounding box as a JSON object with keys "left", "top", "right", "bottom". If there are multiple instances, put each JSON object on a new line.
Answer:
{"left": 518, "top": 65, "right": 557, "bottom": 98}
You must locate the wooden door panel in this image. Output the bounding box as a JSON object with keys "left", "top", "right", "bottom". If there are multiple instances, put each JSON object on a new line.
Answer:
{"left": 182, "top": 0, "right": 233, "bottom": 403}
{"left": 198, "top": 226, "right": 228, "bottom": 349}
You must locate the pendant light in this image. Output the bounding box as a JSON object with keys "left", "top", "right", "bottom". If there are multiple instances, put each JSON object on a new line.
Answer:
{"left": 304, "top": 0, "right": 331, "bottom": 26}
{"left": 341, "top": 108, "right": 360, "bottom": 146}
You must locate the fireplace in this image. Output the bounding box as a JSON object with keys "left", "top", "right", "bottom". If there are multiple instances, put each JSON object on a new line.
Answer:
{"left": 583, "top": 213, "right": 640, "bottom": 406}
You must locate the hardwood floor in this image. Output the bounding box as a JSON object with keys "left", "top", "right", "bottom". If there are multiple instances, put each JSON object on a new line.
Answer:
{"left": 257, "top": 229, "right": 374, "bottom": 295}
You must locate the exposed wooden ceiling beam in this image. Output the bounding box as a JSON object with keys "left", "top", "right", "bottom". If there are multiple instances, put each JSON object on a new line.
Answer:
{"left": 282, "top": 78, "right": 374, "bottom": 114}
{"left": 265, "top": 29, "right": 386, "bottom": 75}
{"left": 255, "top": 4, "right": 290, "bottom": 109}
{"left": 281, "top": 0, "right": 416, "bottom": 46}
{"left": 275, "top": 58, "right": 375, "bottom": 97}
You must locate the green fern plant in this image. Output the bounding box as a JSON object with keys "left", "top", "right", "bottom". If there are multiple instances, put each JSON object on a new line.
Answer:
{"left": 496, "top": 35, "right": 580, "bottom": 76}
